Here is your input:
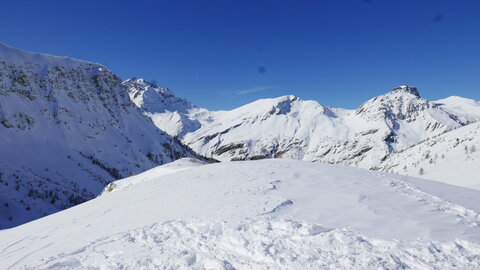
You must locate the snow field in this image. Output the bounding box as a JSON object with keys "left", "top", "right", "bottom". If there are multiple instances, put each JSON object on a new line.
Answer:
{"left": 23, "top": 218, "right": 480, "bottom": 270}
{"left": 2, "top": 159, "right": 480, "bottom": 269}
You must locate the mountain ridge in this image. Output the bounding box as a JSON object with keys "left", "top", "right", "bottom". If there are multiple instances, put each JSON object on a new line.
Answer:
{"left": 125, "top": 78, "right": 480, "bottom": 189}
{"left": 0, "top": 44, "right": 200, "bottom": 228}
{"left": 125, "top": 78, "right": 480, "bottom": 190}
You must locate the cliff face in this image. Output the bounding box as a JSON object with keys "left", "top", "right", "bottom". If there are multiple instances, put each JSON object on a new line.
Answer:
{"left": 0, "top": 43, "right": 197, "bottom": 228}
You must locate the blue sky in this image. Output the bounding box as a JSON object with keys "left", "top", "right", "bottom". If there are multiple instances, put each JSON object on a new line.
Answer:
{"left": 1, "top": 0, "right": 479, "bottom": 110}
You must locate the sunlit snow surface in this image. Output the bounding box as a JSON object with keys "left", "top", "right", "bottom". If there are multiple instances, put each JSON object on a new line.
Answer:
{"left": 381, "top": 121, "right": 480, "bottom": 190}
{"left": 2, "top": 159, "right": 480, "bottom": 269}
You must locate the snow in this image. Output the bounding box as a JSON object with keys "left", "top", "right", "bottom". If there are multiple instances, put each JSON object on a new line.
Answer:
{"left": 2, "top": 159, "right": 480, "bottom": 269}
{"left": 0, "top": 42, "right": 94, "bottom": 68}
{"left": 435, "top": 96, "right": 480, "bottom": 123}
{"left": 379, "top": 121, "right": 480, "bottom": 190}
{"left": 101, "top": 158, "right": 207, "bottom": 194}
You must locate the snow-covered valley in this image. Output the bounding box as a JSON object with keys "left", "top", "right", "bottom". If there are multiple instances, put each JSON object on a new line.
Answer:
{"left": 2, "top": 159, "right": 480, "bottom": 269}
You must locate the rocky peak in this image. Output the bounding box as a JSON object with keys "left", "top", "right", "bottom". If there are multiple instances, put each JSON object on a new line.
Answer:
{"left": 123, "top": 78, "right": 196, "bottom": 114}
{"left": 124, "top": 78, "right": 175, "bottom": 98}
{"left": 268, "top": 95, "right": 301, "bottom": 114}
{"left": 356, "top": 85, "right": 427, "bottom": 117}
{"left": 389, "top": 85, "right": 421, "bottom": 98}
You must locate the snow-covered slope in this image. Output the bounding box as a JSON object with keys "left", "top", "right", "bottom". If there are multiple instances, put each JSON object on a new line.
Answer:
{"left": 124, "top": 78, "right": 206, "bottom": 137}
{"left": 435, "top": 96, "right": 480, "bottom": 123}
{"left": 100, "top": 157, "right": 207, "bottom": 195}
{"left": 2, "top": 159, "right": 480, "bottom": 269}
{"left": 126, "top": 81, "right": 480, "bottom": 171}
{"left": 0, "top": 43, "right": 198, "bottom": 229}
{"left": 378, "top": 121, "right": 480, "bottom": 190}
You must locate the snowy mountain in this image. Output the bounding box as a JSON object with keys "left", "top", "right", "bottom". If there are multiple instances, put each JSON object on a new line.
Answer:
{"left": 125, "top": 81, "right": 480, "bottom": 171}
{"left": 378, "top": 120, "right": 480, "bottom": 190}
{"left": 2, "top": 159, "right": 480, "bottom": 269}
{"left": 0, "top": 43, "right": 199, "bottom": 228}
{"left": 124, "top": 78, "right": 206, "bottom": 137}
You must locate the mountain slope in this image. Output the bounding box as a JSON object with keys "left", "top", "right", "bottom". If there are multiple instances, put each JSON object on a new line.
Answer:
{"left": 2, "top": 159, "right": 480, "bottom": 269}
{"left": 434, "top": 96, "right": 480, "bottom": 123}
{"left": 0, "top": 43, "right": 198, "bottom": 228}
{"left": 378, "top": 121, "right": 480, "bottom": 190}
{"left": 124, "top": 78, "right": 207, "bottom": 137}
{"left": 125, "top": 81, "right": 480, "bottom": 171}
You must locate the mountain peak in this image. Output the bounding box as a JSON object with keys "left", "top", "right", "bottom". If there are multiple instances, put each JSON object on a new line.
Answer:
{"left": 124, "top": 78, "right": 175, "bottom": 100}
{"left": 274, "top": 94, "right": 301, "bottom": 103}
{"left": 125, "top": 78, "right": 161, "bottom": 89}
{"left": 123, "top": 78, "right": 197, "bottom": 114}
{"left": 389, "top": 85, "right": 420, "bottom": 97}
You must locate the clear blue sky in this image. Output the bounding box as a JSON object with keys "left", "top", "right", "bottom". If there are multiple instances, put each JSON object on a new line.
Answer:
{"left": 1, "top": 0, "right": 479, "bottom": 110}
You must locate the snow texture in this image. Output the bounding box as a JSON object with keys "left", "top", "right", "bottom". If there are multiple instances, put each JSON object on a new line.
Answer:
{"left": 2, "top": 159, "right": 480, "bottom": 269}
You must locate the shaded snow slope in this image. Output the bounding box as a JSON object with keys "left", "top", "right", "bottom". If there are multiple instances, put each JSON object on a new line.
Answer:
{"left": 125, "top": 82, "right": 480, "bottom": 171}
{"left": 379, "top": 121, "right": 480, "bottom": 190}
{"left": 0, "top": 43, "right": 198, "bottom": 229}
{"left": 2, "top": 159, "right": 480, "bottom": 269}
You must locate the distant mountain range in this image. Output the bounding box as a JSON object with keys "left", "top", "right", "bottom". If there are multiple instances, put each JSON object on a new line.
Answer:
{"left": 1, "top": 43, "right": 479, "bottom": 228}
{"left": 125, "top": 78, "right": 480, "bottom": 189}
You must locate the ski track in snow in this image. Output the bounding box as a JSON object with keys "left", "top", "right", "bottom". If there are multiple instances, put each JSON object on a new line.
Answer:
{"left": 24, "top": 218, "right": 480, "bottom": 270}
{"left": 379, "top": 173, "right": 480, "bottom": 227}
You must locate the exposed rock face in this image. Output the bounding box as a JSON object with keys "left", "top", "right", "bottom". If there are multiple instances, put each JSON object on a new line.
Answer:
{"left": 125, "top": 81, "right": 480, "bottom": 170}
{"left": 0, "top": 43, "right": 198, "bottom": 228}
{"left": 389, "top": 85, "right": 421, "bottom": 97}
